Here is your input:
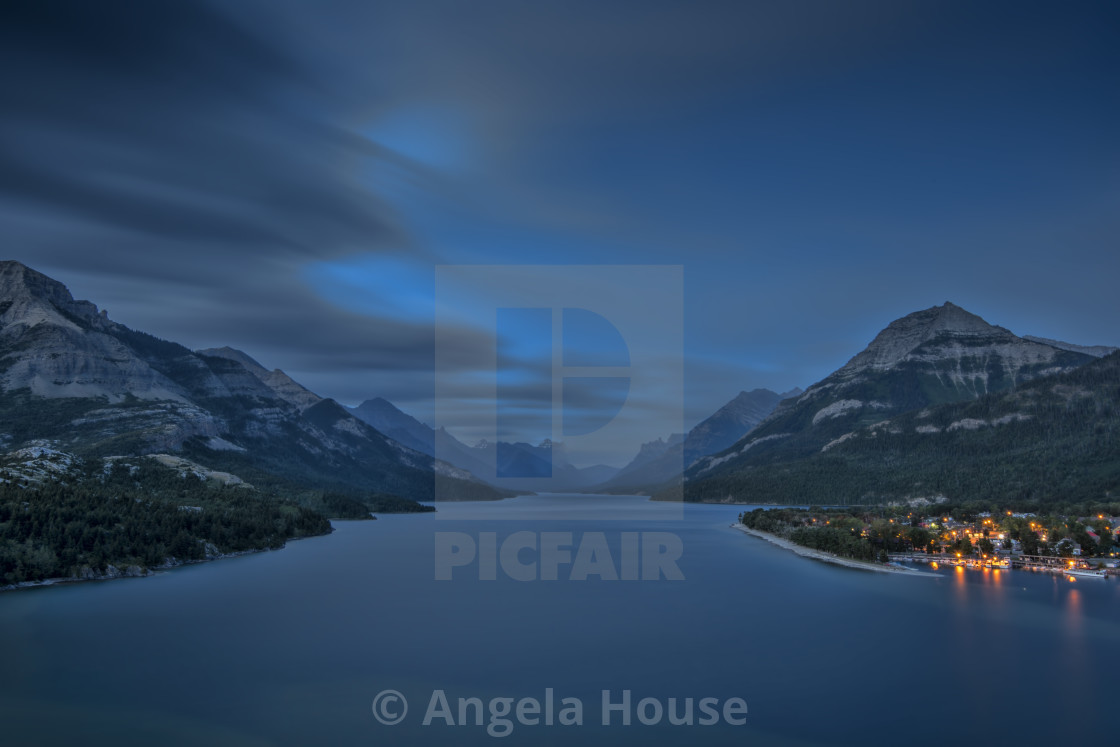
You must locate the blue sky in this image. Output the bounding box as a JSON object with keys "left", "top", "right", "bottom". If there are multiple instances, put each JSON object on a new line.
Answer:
{"left": 4, "top": 0, "right": 1119, "bottom": 464}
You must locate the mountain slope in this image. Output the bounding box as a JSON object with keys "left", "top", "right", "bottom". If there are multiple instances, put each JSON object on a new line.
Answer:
{"left": 1, "top": 455, "right": 334, "bottom": 587}
{"left": 0, "top": 261, "right": 504, "bottom": 508}
{"left": 349, "top": 397, "right": 435, "bottom": 455}
{"left": 1022, "top": 336, "right": 1119, "bottom": 359}
{"left": 602, "top": 388, "right": 797, "bottom": 490}
{"left": 198, "top": 346, "right": 323, "bottom": 410}
{"left": 684, "top": 387, "right": 801, "bottom": 463}
{"left": 680, "top": 351, "right": 1120, "bottom": 506}
{"left": 685, "top": 302, "right": 1095, "bottom": 484}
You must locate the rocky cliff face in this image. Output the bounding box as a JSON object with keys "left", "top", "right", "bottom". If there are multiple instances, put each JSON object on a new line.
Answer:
{"left": 837, "top": 302, "right": 1009, "bottom": 374}
{"left": 0, "top": 260, "right": 499, "bottom": 501}
{"left": 198, "top": 346, "right": 322, "bottom": 410}
{"left": 1, "top": 262, "right": 192, "bottom": 401}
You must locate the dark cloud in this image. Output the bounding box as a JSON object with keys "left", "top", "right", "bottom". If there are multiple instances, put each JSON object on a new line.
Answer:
{"left": 3, "top": 0, "right": 1118, "bottom": 463}
{"left": 0, "top": 1, "right": 403, "bottom": 258}
{"left": 0, "top": 0, "right": 436, "bottom": 403}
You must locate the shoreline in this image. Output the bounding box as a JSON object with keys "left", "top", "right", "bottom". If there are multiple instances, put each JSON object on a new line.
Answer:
{"left": 732, "top": 524, "right": 939, "bottom": 577}
{"left": 0, "top": 546, "right": 284, "bottom": 593}
{"left": 0, "top": 527, "right": 334, "bottom": 594}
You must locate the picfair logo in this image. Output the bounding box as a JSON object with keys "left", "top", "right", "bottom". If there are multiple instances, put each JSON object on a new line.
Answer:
{"left": 434, "top": 266, "right": 683, "bottom": 510}
{"left": 493, "top": 306, "right": 631, "bottom": 478}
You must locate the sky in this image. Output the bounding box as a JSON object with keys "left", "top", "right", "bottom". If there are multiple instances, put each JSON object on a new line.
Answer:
{"left": 2, "top": 0, "right": 1118, "bottom": 465}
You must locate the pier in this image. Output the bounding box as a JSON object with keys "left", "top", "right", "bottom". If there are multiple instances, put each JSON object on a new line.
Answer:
{"left": 888, "top": 553, "right": 1009, "bottom": 569}
{"left": 888, "top": 553, "right": 1118, "bottom": 576}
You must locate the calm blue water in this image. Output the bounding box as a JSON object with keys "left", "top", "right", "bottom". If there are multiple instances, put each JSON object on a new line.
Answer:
{"left": 2, "top": 494, "right": 1119, "bottom": 746}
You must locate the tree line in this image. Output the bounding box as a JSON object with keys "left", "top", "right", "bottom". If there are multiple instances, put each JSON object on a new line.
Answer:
{"left": 0, "top": 461, "right": 331, "bottom": 586}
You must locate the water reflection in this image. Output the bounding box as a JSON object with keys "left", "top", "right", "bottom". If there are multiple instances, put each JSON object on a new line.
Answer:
{"left": 1065, "top": 586, "right": 1082, "bottom": 632}
{"left": 952, "top": 565, "right": 967, "bottom": 594}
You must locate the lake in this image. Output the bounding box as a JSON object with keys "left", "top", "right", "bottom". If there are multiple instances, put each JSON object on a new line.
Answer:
{"left": 2, "top": 494, "right": 1119, "bottom": 746}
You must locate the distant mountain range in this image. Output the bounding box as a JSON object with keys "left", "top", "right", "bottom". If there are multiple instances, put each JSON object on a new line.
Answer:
{"left": 348, "top": 397, "right": 621, "bottom": 491}
{"left": 0, "top": 261, "right": 506, "bottom": 513}
{"left": 348, "top": 385, "right": 806, "bottom": 494}
{"left": 6, "top": 262, "right": 1114, "bottom": 512}
{"left": 680, "top": 302, "right": 1118, "bottom": 506}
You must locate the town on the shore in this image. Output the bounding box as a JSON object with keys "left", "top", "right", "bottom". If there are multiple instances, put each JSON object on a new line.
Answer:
{"left": 737, "top": 504, "right": 1120, "bottom": 577}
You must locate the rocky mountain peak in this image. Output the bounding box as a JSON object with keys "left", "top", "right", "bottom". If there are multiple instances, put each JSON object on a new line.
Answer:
{"left": 686, "top": 302, "right": 1098, "bottom": 485}
{"left": 0, "top": 261, "right": 71, "bottom": 303}
{"left": 0, "top": 260, "right": 102, "bottom": 329}
{"left": 0, "top": 262, "right": 507, "bottom": 504}
{"left": 352, "top": 397, "right": 397, "bottom": 416}
{"left": 839, "top": 302, "right": 1011, "bottom": 373}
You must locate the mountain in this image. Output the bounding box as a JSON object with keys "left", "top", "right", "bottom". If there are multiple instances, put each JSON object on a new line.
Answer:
{"left": 684, "top": 387, "right": 802, "bottom": 462}
{"left": 434, "top": 427, "right": 497, "bottom": 477}
{"left": 680, "top": 302, "right": 1105, "bottom": 503}
{"left": 349, "top": 397, "right": 620, "bottom": 490}
{"left": 1, "top": 452, "right": 336, "bottom": 588}
{"left": 680, "top": 351, "right": 1120, "bottom": 507}
{"left": 197, "top": 346, "right": 323, "bottom": 410}
{"left": 602, "top": 388, "right": 798, "bottom": 490}
{"left": 690, "top": 302, "right": 1095, "bottom": 475}
{"left": 1022, "top": 336, "right": 1119, "bottom": 359}
{"left": 0, "top": 261, "right": 504, "bottom": 511}
{"left": 349, "top": 397, "right": 434, "bottom": 455}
